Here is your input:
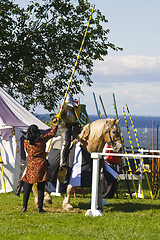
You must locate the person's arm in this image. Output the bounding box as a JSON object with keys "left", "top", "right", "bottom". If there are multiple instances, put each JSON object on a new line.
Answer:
{"left": 43, "top": 120, "right": 58, "bottom": 141}
{"left": 48, "top": 124, "right": 58, "bottom": 138}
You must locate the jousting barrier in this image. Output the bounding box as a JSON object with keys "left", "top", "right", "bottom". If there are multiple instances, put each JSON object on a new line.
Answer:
{"left": 85, "top": 149, "right": 160, "bottom": 217}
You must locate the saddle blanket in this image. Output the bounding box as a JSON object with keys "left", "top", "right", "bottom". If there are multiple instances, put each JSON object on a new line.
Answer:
{"left": 69, "top": 142, "right": 119, "bottom": 187}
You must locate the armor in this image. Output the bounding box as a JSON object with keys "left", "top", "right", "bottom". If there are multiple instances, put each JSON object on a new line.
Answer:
{"left": 61, "top": 109, "right": 76, "bottom": 124}
{"left": 64, "top": 94, "right": 75, "bottom": 109}
{"left": 59, "top": 94, "right": 81, "bottom": 169}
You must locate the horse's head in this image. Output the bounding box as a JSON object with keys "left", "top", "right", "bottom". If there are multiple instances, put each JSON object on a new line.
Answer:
{"left": 79, "top": 118, "right": 122, "bottom": 154}
{"left": 104, "top": 118, "right": 122, "bottom": 152}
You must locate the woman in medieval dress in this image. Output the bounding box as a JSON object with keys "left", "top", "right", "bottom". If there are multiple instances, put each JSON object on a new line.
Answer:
{"left": 21, "top": 121, "right": 58, "bottom": 213}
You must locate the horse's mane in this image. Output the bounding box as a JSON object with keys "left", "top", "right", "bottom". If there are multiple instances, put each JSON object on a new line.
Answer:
{"left": 51, "top": 118, "right": 115, "bottom": 150}
{"left": 79, "top": 118, "right": 114, "bottom": 141}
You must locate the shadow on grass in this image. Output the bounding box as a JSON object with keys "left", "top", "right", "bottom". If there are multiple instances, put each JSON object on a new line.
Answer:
{"left": 106, "top": 202, "right": 160, "bottom": 212}
{"left": 72, "top": 202, "right": 91, "bottom": 210}
{"left": 71, "top": 198, "right": 160, "bottom": 213}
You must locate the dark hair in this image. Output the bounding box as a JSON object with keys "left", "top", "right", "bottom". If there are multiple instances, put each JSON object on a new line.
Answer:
{"left": 26, "top": 124, "right": 41, "bottom": 145}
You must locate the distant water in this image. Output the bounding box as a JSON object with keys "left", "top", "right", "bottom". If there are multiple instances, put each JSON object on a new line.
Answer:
{"left": 36, "top": 114, "right": 160, "bottom": 150}
{"left": 88, "top": 115, "right": 160, "bottom": 149}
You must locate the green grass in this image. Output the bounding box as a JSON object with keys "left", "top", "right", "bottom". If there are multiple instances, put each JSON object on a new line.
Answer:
{"left": 0, "top": 183, "right": 160, "bottom": 240}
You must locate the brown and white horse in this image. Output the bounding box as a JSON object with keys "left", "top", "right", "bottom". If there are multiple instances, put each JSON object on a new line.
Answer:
{"left": 61, "top": 118, "right": 122, "bottom": 210}
{"left": 34, "top": 118, "right": 122, "bottom": 210}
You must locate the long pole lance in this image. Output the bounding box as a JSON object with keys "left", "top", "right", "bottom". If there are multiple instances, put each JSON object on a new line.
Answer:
{"left": 112, "top": 93, "right": 132, "bottom": 198}
{"left": 99, "top": 95, "right": 107, "bottom": 118}
{"left": 98, "top": 94, "right": 120, "bottom": 198}
{"left": 123, "top": 107, "right": 144, "bottom": 198}
{"left": 93, "top": 92, "right": 101, "bottom": 119}
{"left": 47, "top": 6, "right": 95, "bottom": 153}
{"left": 119, "top": 127, "right": 138, "bottom": 198}
{"left": 126, "top": 104, "right": 154, "bottom": 199}
{"left": 157, "top": 152, "right": 160, "bottom": 198}
{"left": 152, "top": 120, "right": 155, "bottom": 193}
{"left": 154, "top": 125, "right": 159, "bottom": 196}
{"left": 155, "top": 125, "right": 160, "bottom": 198}
{"left": 113, "top": 93, "right": 119, "bottom": 119}
{"left": 56, "top": 6, "right": 95, "bottom": 123}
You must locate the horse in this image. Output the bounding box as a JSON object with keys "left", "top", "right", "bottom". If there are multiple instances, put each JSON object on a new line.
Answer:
{"left": 45, "top": 118, "right": 122, "bottom": 211}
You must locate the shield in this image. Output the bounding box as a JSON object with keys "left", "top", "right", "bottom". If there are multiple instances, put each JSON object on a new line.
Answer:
{"left": 75, "top": 104, "right": 90, "bottom": 126}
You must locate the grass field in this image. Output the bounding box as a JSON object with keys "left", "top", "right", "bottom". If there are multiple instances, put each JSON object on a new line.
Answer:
{"left": 0, "top": 182, "right": 160, "bottom": 240}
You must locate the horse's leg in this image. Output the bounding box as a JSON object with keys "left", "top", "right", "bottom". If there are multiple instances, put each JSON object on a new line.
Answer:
{"left": 32, "top": 183, "right": 38, "bottom": 206}
{"left": 32, "top": 183, "right": 52, "bottom": 206}
{"left": 62, "top": 184, "right": 74, "bottom": 210}
{"left": 44, "top": 187, "right": 52, "bottom": 205}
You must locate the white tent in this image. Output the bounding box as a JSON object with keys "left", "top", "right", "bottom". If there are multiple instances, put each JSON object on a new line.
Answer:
{"left": 0, "top": 87, "right": 51, "bottom": 193}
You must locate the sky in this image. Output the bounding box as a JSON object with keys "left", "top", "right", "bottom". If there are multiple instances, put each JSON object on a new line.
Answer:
{"left": 14, "top": 0, "right": 160, "bottom": 116}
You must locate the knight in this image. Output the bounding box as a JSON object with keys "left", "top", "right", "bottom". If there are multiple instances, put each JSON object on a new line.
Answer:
{"left": 59, "top": 93, "right": 82, "bottom": 170}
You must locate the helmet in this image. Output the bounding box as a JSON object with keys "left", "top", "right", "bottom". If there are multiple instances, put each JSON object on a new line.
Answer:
{"left": 64, "top": 93, "right": 75, "bottom": 109}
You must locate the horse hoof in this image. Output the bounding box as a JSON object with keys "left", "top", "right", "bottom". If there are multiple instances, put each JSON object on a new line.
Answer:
{"left": 63, "top": 203, "right": 73, "bottom": 211}
{"left": 44, "top": 191, "right": 52, "bottom": 205}
{"left": 44, "top": 199, "right": 52, "bottom": 205}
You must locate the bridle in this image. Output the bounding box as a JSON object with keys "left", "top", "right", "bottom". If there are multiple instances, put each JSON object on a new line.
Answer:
{"left": 105, "top": 124, "right": 121, "bottom": 147}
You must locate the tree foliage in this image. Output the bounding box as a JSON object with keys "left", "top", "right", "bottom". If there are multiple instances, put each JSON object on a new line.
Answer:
{"left": 0, "top": 0, "right": 122, "bottom": 112}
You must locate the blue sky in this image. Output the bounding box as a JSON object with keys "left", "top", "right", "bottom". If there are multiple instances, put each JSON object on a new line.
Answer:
{"left": 15, "top": 0, "right": 160, "bottom": 116}
{"left": 77, "top": 0, "right": 160, "bottom": 117}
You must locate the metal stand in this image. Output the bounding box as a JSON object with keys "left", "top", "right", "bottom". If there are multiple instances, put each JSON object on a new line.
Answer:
{"left": 85, "top": 153, "right": 102, "bottom": 217}
{"left": 138, "top": 158, "right": 143, "bottom": 198}
{"left": 50, "top": 179, "right": 61, "bottom": 197}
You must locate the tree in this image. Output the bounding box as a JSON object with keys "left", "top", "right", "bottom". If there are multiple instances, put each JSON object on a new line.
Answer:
{"left": 0, "top": 0, "right": 122, "bottom": 112}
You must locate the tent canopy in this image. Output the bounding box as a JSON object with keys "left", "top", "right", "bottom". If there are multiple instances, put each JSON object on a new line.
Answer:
{"left": 0, "top": 87, "right": 51, "bottom": 193}
{"left": 0, "top": 87, "right": 50, "bottom": 140}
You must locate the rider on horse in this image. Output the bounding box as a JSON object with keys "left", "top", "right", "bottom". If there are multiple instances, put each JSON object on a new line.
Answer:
{"left": 59, "top": 94, "right": 82, "bottom": 172}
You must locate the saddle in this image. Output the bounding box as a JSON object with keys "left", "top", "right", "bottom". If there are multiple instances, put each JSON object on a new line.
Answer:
{"left": 51, "top": 123, "right": 91, "bottom": 151}
{"left": 51, "top": 137, "right": 61, "bottom": 150}
{"left": 68, "top": 122, "right": 91, "bottom": 150}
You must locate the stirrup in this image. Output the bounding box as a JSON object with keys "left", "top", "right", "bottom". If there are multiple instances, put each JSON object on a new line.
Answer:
{"left": 59, "top": 163, "right": 66, "bottom": 171}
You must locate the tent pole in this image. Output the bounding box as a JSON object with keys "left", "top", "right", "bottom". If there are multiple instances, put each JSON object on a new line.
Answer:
{"left": 12, "top": 126, "right": 24, "bottom": 164}
{"left": 0, "top": 149, "right": 6, "bottom": 193}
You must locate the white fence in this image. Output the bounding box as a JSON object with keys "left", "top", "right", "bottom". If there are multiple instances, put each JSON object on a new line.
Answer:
{"left": 85, "top": 149, "right": 160, "bottom": 217}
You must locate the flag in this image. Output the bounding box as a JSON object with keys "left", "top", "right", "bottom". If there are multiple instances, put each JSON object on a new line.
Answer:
{"left": 75, "top": 104, "right": 90, "bottom": 126}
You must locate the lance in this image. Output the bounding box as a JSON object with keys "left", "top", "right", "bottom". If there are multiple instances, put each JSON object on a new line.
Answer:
{"left": 56, "top": 6, "right": 95, "bottom": 122}
{"left": 152, "top": 120, "right": 155, "bottom": 193}
{"left": 123, "top": 107, "right": 144, "bottom": 198}
{"left": 93, "top": 92, "right": 101, "bottom": 119}
{"left": 98, "top": 94, "right": 121, "bottom": 198}
{"left": 112, "top": 93, "right": 132, "bottom": 198}
{"left": 155, "top": 125, "right": 160, "bottom": 198}
{"left": 99, "top": 95, "right": 108, "bottom": 118}
{"left": 113, "top": 93, "right": 119, "bottom": 119}
{"left": 157, "top": 152, "right": 160, "bottom": 198}
{"left": 119, "top": 126, "right": 138, "bottom": 198}
{"left": 47, "top": 6, "right": 95, "bottom": 153}
{"left": 154, "top": 125, "right": 159, "bottom": 197}
{"left": 99, "top": 94, "right": 122, "bottom": 198}
{"left": 126, "top": 104, "right": 153, "bottom": 199}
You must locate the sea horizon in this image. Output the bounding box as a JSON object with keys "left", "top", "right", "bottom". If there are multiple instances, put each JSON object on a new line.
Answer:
{"left": 35, "top": 113, "right": 160, "bottom": 129}
{"left": 34, "top": 113, "right": 160, "bottom": 149}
